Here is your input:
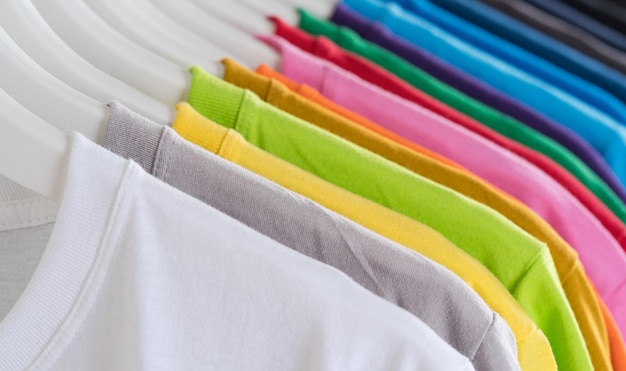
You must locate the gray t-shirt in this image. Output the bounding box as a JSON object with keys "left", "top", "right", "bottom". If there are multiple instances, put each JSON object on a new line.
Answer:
{"left": 104, "top": 101, "right": 520, "bottom": 371}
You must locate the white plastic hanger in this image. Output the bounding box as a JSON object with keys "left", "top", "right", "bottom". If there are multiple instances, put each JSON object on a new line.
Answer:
{"left": 190, "top": 0, "right": 275, "bottom": 35}
{"left": 0, "top": 87, "right": 69, "bottom": 203}
{"left": 149, "top": 0, "right": 280, "bottom": 69}
{"left": 278, "top": 0, "right": 336, "bottom": 18}
{"left": 32, "top": 0, "right": 189, "bottom": 106}
{"left": 0, "top": 0, "right": 173, "bottom": 125}
{"left": 237, "top": 0, "right": 299, "bottom": 24}
{"left": 83, "top": 0, "right": 229, "bottom": 73}
{"left": 0, "top": 25, "right": 108, "bottom": 142}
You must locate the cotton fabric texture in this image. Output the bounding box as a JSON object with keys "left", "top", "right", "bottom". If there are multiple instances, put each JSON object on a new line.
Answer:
{"left": 564, "top": 0, "right": 626, "bottom": 34}
{"left": 479, "top": 0, "right": 626, "bottom": 76}
{"left": 522, "top": 0, "right": 626, "bottom": 51}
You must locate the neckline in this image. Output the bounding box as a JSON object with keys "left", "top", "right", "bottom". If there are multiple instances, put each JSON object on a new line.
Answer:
{"left": 0, "top": 133, "right": 132, "bottom": 370}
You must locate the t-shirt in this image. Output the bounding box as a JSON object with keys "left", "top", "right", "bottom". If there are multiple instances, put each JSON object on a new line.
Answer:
{"left": 0, "top": 178, "right": 56, "bottom": 321}
{"left": 523, "top": 0, "right": 626, "bottom": 51}
{"left": 325, "top": 4, "right": 626, "bottom": 210}
{"left": 479, "top": 0, "right": 626, "bottom": 76}
{"left": 258, "top": 33, "right": 626, "bottom": 336}
{"left": 103, "top": 101, "right": 520, "bottom": 370}
{"left": 389, "top": 0, "right": 626, "bottom": 123}
{"left": 0, "top": 133, "right": 475, "bottom": 370}
{"left": 597, "top": 285, "right": 626, "bottom": 370}
{"left": 185, "top": 69, "right": 589, "bottom": 371}
{"left": 171, "top": 101, "right": 557, "bottom": 371}
{"left": 343, "top": 0, "right": 626, "bottom": 189}
{"left": 564, "top": 0, "right": 626, "bottom": 34}
{"left": 239, "top": 61, "right": 611, "bottom": 371}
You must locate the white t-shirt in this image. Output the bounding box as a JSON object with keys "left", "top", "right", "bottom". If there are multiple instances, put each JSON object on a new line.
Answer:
{"left": 0, "top": 133, "right": 473, "bottom": 371}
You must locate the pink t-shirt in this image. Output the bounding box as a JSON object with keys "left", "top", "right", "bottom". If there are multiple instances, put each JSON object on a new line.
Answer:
{"left": 259, "top": 33, "right": 626, "bottom": 328}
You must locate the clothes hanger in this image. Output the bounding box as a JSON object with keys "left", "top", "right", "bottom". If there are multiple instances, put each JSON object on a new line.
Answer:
{"left": 0, "top": 0, "right": 173, "bottom": 125}
{"left": 237, "top": 0, "right": 300, "bottom": 25}
{"left": 149, "top": 0, "right": 280, "bottom": 69}
{"left": 82, "top": 0, "right": 230, "bottom": 72}
{"left": 278, "top": 0, "right": 336, "bottom": 18}
{"left": 189, "top": 0, "right": 275, "bottom": 35}
{"left": 0, "top": 25, "right": 108, "bottom": 143}
{"left": 31, "top": 0, "right": 189, "bottom": 106}
{"left": 236, "top": 0, "right": 335, "bottom": 22}
{"left": 0, "top": 87, "right": 70, "bottom": 203}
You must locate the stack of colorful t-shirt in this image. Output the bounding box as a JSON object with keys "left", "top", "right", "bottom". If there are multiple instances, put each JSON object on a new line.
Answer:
{"left": 3, "top": 0, "right": 626, "bottom": 369}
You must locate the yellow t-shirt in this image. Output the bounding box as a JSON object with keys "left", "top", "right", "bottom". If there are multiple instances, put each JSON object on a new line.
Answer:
{"left": 221, "top": 59, "right": 610, "bottom": 370}
{"left": 173, "top": 101, "right": 556, "bottom": 371}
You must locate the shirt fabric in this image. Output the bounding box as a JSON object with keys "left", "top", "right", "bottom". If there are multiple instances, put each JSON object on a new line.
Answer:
{"left": 343, "top": 0, "right": 626, "bottom": 190}
{"left": 185, "top": 68, "right": 590, "bottom": 371}
{"left": 597, "top": 285, "right": 626, "bottom": 370}
{"left": 258, "top": 34, "right": 626, "bottom": 344}
{"left": 391, "top": 0, "right": 626, "bottom": 123}
{"left": 326, "top": 4, "right": 621, "bottom": 203}
{"left": 328, "top": 4, "right": 626, "bottom": 212}
{"left": 327, "top": 5, "right": 626, "bottom": 206}
{"left": 172, "top": 102, "right": 557, "bottom": 371}
{"left": 104, "top": 101, "right": 520, "bottom": 370}
{"left": 246, "top": 62, "right": 613, "bottom": 371}
{"left": 425, "top": 0, "right": 626, "bottom": 125}
{"left": 298, "top": 11, "right": 626, "bottom": 243}
{"left": 258, "top": 62, "right": 464, "bottom": 171}
{"left": 226, "top": 59, "right": 474, "bottom": 176}
{"left": 0, "top": 133, "right": 474, "bottom": 371}
{"left": 564, "top": 0, "right": 626, "bottom": 34}
{"left": 479, "top": 0, "right": 626, "bottom": 76}
{"left": 0, "top": 177, "right": 56, "bottom": 321}
{"left": 523, "top": 0, "right": 626, "bottom": 51}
